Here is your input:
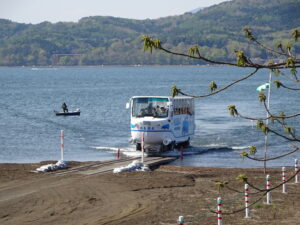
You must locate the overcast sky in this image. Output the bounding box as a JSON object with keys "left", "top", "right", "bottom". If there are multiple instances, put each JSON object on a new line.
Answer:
{"left": 0, "top": 0, "right": 229, "bottom": 24}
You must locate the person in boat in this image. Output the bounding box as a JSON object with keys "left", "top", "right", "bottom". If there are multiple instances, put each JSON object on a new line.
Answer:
{"left": 61, "top": 103, "right": 68, "bottom": 113}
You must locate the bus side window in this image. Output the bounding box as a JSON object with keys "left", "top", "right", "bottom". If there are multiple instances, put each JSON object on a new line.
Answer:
{"left": 187, "top": 107, "right": 192, "bottom": 115}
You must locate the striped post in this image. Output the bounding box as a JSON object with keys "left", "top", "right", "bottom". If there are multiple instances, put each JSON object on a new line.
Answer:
{"left": 244, "top": 184, "right": 251, "bottom": 218}
{"left": 217, "top": 197, "right": 222, "bottom": 225}
{"left": 141, "top": 133, "right": 144, "bottom": 163}
{"left": 266, "top": 175, "right": 271, "bottom": 204}
{"left": 177, "top": 216, "right": 184, "bottom": 225}
{"left": 180, "top": 146, "right": 184, "bottom": 160}
{"left": 282, "top": 167, "right": 287, "bottom": 194}
{"left": 60, "top": 130, "right": 64, "bottom": 161}
{"left": 117, "top": 148, "right": 120, "bottom": 159}
{"left": 295, "top": 159, "right": 299, "bottom": 183}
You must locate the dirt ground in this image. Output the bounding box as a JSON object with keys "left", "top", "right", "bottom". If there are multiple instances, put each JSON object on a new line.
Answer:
{"left": 0, "top": 162, "right": 299, "bottom": 225}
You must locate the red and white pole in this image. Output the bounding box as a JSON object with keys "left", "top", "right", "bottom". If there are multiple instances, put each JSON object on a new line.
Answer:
{"left": 217, "top": 197, "right": 222, "bottom": 225}
{"left": 60, "top": 130, "right": 64, "bottom": 161}
{"left": 117, "top": 148, "right": 120, "bottom": 159}
{"left": 177, "top": 216, "right": 184, "bottom": 225}
{"left": 266, "top": 174, "right": 271, "bottom": 204}
{"left": 282, "top": 167, "right": 287, "bottom": 193}
{"left": 295, "top": 159, "right": 299, "bottom": 183}
{"left": 141, "top": 133, "right": 144, "bottom": 163}
{"left": 244, "top": 184, "right": 250, "bottom": 218}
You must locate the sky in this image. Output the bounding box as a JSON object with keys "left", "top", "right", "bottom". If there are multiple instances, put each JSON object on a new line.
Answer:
{"left": 0, "top": 0, "right": 228, "bottom": 24}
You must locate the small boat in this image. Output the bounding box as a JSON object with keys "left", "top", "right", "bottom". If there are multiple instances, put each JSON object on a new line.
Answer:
{"left": 54, "top": 109, "right": 80, "bottom": 116}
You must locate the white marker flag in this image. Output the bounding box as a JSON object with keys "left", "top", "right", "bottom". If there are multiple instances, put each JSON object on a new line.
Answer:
{"left": 256, "top": 83, "right": 270, "bottom": 91}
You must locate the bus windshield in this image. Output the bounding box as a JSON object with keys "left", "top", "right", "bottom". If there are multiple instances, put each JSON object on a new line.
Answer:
{"left": 132, "top": 97, "right": 169, "bottom": 118}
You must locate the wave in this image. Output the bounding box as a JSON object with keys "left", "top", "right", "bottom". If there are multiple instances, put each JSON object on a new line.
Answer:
{"left": 231, "top": 146, "right": 250, "bottom": 150}
{"left": 31, "top": 67, "right": 58, "bottom": 71}
{"left": 90, "top": 144, "right": 250, "bottom": 158}
{"left": 91, "top": 146, "right": 121, "bottom": 151}
{"left": 90, "top": 146, "right": 143, "bottom": 157}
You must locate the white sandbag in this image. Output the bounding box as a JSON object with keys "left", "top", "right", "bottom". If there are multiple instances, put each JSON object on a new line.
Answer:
{"left": 36, "top": 160, "right": 68, "bottom": 172}
{"left": 55, "top": 160, "right": 68, "bottom": 169}
{"left": 113, "top": 160, "right": 149, "bottom": 173}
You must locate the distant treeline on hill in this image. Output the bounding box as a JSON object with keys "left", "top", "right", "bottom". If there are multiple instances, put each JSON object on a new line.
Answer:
{"left": 0, "top": 0, "right": 300, "bottom": 66}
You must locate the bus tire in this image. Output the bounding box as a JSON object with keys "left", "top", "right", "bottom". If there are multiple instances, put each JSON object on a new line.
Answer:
{"left": 169, "top": 141, "right": 175, "bottom": 150}
{"left": 183, "top": 138, "right": 190, "bottom": 148}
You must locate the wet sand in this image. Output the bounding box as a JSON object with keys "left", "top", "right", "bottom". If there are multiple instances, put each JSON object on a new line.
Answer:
{"left": 0, "top": 162, "right": 299, "bottom": 225}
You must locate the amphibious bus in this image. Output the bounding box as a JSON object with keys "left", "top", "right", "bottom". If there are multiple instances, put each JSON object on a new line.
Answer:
{"left": 127, "top": 96, "right": 195, "bottom": 155}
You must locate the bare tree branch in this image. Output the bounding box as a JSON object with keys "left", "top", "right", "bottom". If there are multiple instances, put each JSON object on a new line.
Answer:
{"left": 177, "top": 68, "right": 259, "bottom": 98}
{"left": 246, "top": 145, "right": 300, "bottom": 161}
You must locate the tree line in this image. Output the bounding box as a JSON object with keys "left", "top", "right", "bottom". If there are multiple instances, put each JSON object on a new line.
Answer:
{"left": 0, "top": 0, "right": 299, "bottom": 66}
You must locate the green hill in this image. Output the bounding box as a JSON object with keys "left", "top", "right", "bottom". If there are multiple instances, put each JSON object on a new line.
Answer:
{"left": 0, "top": 0, "right": 299, "bottom": 66}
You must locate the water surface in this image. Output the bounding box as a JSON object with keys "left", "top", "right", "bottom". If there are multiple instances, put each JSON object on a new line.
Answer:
{"left": 0, "top": 67, "right": 298, "bottom": 168}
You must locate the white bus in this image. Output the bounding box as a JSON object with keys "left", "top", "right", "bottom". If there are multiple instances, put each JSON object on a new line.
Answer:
{"left": 127, "top": 96, "right": 195, "bottom": 155}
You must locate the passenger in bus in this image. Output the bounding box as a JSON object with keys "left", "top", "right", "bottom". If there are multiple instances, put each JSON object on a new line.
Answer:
{"left": 175, "top": 108, "right": 179, "bottom": 115}
{"left": 158, "top": 107, "right": 167, "bottom": 117}
{"left": 180, "top": 108, "right": 184, "bottom": 114}
{"left": 160, "top": 107, "right": 167, "bottom": 114}
{"left": 155, "top": 105, "right": 161, "bottom": 114}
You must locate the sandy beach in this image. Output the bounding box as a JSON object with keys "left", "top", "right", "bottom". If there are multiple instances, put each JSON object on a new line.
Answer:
{"left": 0, "top": 162, "right": 299, "bottom": 225}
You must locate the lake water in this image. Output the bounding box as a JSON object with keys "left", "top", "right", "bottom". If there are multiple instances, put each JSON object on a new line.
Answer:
{"left": 0, "top": 66, "right": 299, "bottom": 168}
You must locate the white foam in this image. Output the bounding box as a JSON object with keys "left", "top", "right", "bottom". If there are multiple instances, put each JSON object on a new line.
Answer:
{"left": 91, "top": 146, "right": 120, "bottom": 151}
{"left": 231, "top": 146, "right": 249, "bottom": 150}
{"left": 201, "top": 144, "right": 228, "bottom": 148}
{"left": 91, "top": 146, "right": 144, "bottom": 157}
{"left": 122, "top": 151, "right": 144, "bottom": 157}
{"left": 91, "top": 145, "right": 247, "bottom": 158}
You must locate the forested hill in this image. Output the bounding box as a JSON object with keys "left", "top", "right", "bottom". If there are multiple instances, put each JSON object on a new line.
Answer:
{"left": 0, "top": 0, "right": 300, "bottom": 66}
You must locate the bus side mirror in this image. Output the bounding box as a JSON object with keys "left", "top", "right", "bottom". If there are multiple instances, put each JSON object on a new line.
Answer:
{"left": 126, "top": 102, "right": 130, "bottom": 109}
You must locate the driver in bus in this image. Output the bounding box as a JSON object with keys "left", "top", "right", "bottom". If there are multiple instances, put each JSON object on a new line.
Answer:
{"left": 146, "top": 103, "right": 155, "bottom": 115}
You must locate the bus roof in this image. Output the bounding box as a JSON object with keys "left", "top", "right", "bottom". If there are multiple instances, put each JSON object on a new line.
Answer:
{"left": 131, "top": 96, "right": 193, "bottom": 99}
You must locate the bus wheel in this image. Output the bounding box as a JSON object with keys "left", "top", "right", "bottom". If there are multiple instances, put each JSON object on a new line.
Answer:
{"left": 183, "top": 138, "right": 190, "bottom": 148}
{"left": 169, "top": 141, "right": 175, "bottom": 151}
{"left": 161, "top": 142, "right": 175, "bottom": 152}
{"left": 161, "top": 144, "right": 168, "bottom": 152}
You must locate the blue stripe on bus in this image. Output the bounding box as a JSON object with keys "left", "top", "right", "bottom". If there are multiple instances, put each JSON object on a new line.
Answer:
{"left": 130, "top": 129, "right": 194, "bottom": 139}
